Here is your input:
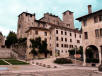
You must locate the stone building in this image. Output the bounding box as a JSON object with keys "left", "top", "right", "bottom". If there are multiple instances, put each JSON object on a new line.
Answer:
{"left": 17, "top": 10, "right": 82, "bottom": 59}
{"left": 0, "top": 32, "right": 5, "bottom": 48}
{"left": 76, "top": 5, "right": 102, "bottom": 66}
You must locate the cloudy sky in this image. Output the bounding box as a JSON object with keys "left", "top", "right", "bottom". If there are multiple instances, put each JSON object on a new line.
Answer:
{"left": 0, "top": 0, "right": 102, "bottom": 36}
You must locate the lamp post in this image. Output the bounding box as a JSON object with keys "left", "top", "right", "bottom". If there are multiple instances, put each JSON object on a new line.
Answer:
{"left": 75, "top": 46, "right": 77, "bottom": 65}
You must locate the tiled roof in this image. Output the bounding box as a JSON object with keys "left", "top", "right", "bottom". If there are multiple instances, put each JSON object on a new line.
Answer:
{"left": 76, "top": 9, "right": 102, "bottom": 21}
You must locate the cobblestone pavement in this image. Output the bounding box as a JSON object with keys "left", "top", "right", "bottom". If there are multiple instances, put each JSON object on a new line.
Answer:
{"left": 0, "top": 69, "right": 102, "bottom": 76}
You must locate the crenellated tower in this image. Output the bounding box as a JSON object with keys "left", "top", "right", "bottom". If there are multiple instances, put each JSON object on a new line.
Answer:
{"left": 17, "top": 12, "right": 35, "bottom": 38}
{"left": 63, "top": 10, "right": 74, "bottom": 29}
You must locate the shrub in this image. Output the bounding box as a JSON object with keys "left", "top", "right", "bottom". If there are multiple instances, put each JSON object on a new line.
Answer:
{"left": 54, "top": 58, "right": 72, "bottom": 64}
{"left": 98, "top": 64, "right": 102, "bottom": 72}
{"left": 86, "top": 58, "right": 99, "bottom": 63}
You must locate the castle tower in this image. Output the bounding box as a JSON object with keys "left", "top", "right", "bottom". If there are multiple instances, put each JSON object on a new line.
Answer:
{"left": 17, "top": 12, "right": 35, "bottom": 38}
{"left": 63, "top": 10, "right": 74, "bottom": 29}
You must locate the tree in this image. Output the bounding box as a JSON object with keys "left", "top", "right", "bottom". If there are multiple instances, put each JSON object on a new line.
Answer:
{"left": 69, "top": 46, "right": 83, "bottom": 58}
{"left": 17, "top": 38, "right": 27, "bottom": 43}
{"left": 5, "top": 31, "right": 17, "bottom": 48}
{"left": 39, "top": 40, "right": 50, "bottom": 58}
{"left": 30, "top": 37, "right": 50, "bottom": 58}
{"left": 30, "top": 37, "right": 41, "bottom": 57}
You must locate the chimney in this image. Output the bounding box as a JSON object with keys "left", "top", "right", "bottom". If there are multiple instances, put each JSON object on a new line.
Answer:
{"left": 88, "top": 5, "right": 92, "bottom": 14}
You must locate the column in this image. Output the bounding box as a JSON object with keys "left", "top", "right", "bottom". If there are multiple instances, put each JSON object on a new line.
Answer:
{"left": 83, "top": 47, "right": 86, "bottom": 66}
{"left": 98, "top": 47, "right": 102, "bottom": 65}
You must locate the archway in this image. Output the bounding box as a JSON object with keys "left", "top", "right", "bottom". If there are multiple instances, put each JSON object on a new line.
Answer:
{"left": 85, "top": 45, "right": 99, "bottom": 63}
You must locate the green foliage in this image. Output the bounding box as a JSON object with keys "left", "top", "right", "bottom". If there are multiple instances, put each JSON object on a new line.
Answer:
{"left": 98, "top": 64, "right": 102, "bottom": 71}
{"left": 30, "top": 37, "right": 41, "bottom": 48}
{"left": 17, "top": 38, "right": 27, "bottom": 43}
{"left": 30, "top": 49, "right": 38, "bottom": 56}
{"left": 54, "top": 58, "right": 72, "bottom": 64}
{"left": 5, "top": 31, "right": 17, "bottom": 48}
{"left": 6, "top": 59, "right": 29, "bottom": 65}
{"left": 77, "top": 46, "right": 83, "bottom": 55}
{"left": 30, "top": 37, "right": 50, "bottom": 58}
{"left": 69, "top": 46, "right": 83, "bottom": 56}
{"left": 86, "top": 58, "right": 99, "bottom": 63}
{"left": 69, "top": 48, "right": 75, "bottom": 55}
{"left": 0, "top": 60, "right": 8, "bottom": 65}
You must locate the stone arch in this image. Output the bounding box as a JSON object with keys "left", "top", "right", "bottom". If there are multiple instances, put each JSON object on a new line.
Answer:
{"left": 85, "top": 45, "right": 99, "bottom": 63}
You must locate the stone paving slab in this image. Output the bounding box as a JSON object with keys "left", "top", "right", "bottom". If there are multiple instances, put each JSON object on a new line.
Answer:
{"left": 0, "top": 69, "right": 102, "bottom": 76}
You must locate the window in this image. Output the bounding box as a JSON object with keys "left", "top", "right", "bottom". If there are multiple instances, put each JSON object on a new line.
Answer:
{"left": 69, "top": 45, "right": 71, "bottom": 48}
{"left": 100, "top": 28, "right": 102, "bottom": 36}
{"left": 72, "top": 45, "right": 73, "bottom": 48}
{"left": 70, "top": 32, "right": 72, "bottom": 36}
{"left": 66, "top": 44, "right": 68, "bottom": 48}
{"left": 62, "top": 50, "right": 63, "bottom": 53}
{"left": 84, "top": 32, "right": 88, "bottom": 39}
{"left": 80, "top": 35, "right": 81, "bottom": 38}
{"left": 94, "top": 16, "right": 98, "bottom": 23}
{"left": 65, "top": 31, "right": 67, "bottom": 35}
{"left": 66, "top": 51, "right": 67, "bottom": 53}
{"left": 75, "top": 34, "right": 76, "bottom": 38}
{"left": 70, "top": 39, "right": 72, "bottom": 42}
{"left": 83, "top": 20, "right": 87, "bottom": 26}
{"left": 56, "top": 37, "right": 58, "bottom": 41}
{"left": 65, "top": 38, "right": 67, "bottom": 42}
{"left": 56, "top": 30, "right": 58, "bottom": 34}
{"left": 56, "top": 43, "right": 59, "bottom": 47}
{"left": 77, "top": 40, "right": 80, "bottom": 43}
{"left": 61, "top": 37, "right": 63, "bottom": 41}
{"left": 64, "top": 44, "right": 66, "bottom": 48}
{"left": 99, "top": 15, "right": 102, "bottom": 21}
{"left": 61, "top": 31, "right": 63, "bottom": 35}
{"left": 61, "top": 44, "right": 63, "bottom": 47}
{"left": 45, "top": 32, "right": 47, "bottom": 36}
{"left": 35, "top": 30, "right": 38, "bottom": 35}
{"left": 95, "top": 29, "right": 99, "bottom": 37}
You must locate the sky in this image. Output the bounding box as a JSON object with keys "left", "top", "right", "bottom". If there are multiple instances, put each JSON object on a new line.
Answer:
{"left": 0, "top": 0, "right": 102, "bottom": 36}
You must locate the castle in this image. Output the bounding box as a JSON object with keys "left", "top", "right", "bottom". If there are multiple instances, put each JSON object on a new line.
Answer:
{"left": 17, "top": 10, "right": 82, "bottom": 59}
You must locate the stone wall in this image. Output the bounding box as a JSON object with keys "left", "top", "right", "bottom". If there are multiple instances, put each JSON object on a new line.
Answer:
{"left": 0, "top": 48, "right": 18, "bottom": 59}
{"left": 12, "top": 42, "right": 27, "bottom": 59}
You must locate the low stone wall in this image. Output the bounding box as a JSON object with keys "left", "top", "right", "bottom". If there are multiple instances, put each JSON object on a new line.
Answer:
{"left": 0, "top": 48, "right": 18, "bottom": 58}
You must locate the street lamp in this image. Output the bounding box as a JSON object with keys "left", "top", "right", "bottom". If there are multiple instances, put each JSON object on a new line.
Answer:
{"left": 75, "top": 46, "right": 77, "bottom": 65}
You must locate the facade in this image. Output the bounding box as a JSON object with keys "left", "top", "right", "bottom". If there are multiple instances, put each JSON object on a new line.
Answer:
{"left": 76, "top": 5, "right": 102, "bottom": 66}
{"left": 17, "top": 10, "right": 82, "bottom": 59}
{"left": 0, "top": 32, "right": 5, "bottom": 48}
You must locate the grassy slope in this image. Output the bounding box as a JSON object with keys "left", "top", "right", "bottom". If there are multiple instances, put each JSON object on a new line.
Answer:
{"left": 0, "top": 60, "right": 8, "bottom": 65}
{"left": 5, "top": 59, "right": 29, "bottom": 65}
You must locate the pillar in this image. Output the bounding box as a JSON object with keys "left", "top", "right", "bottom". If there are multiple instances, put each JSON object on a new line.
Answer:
{"left": 98, "top": 47, "right": 102, "bottom": 65}
{"left": 83, "top": 47, "right": 86, "bottom": 66}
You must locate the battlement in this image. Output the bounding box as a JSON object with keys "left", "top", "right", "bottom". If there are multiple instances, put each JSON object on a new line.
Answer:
{"left": 44, "top": 12, "right": 59, "bottom": 18}
{"left": 18, "top": 12, "right": 35, "bottom": 17}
